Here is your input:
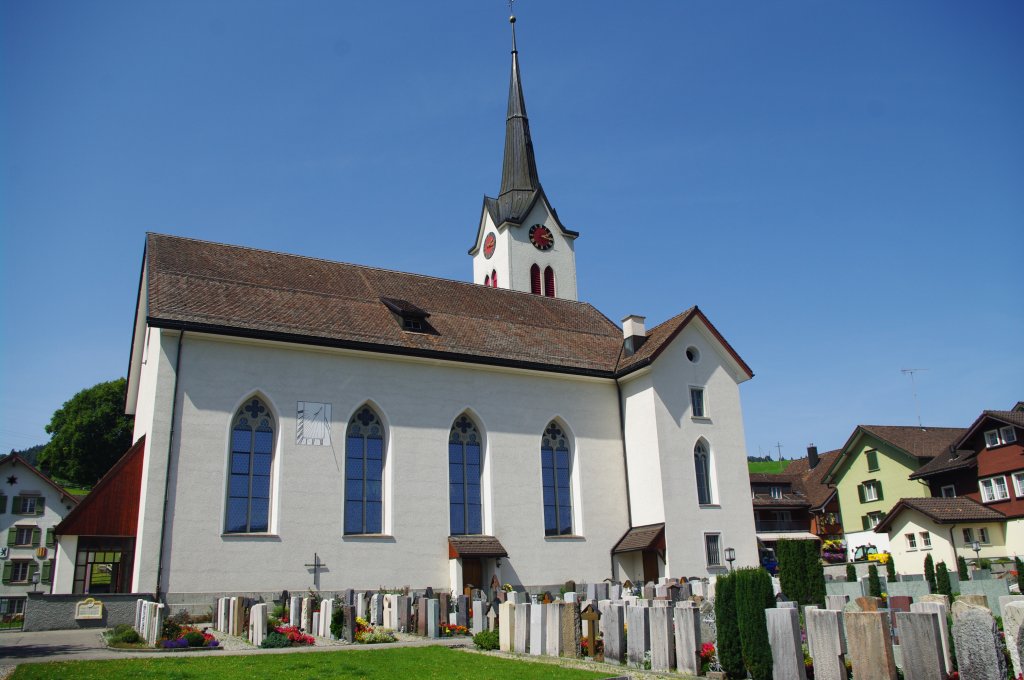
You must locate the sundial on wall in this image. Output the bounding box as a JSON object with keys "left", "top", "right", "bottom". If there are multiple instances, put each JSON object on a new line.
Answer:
{"left": 296, "top": 402, "right": 332, "bottom": 446}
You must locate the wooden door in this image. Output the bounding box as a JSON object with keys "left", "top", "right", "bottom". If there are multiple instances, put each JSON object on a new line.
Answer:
{"left": 642, "top": 551, "right": 659, "bottom": 583}
{"left": 462, "top": 558, "right": 483, "bottom": 591}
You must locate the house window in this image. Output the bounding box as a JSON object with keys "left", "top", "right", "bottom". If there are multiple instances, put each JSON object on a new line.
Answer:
{"left": 1013, "top": 471, "right": 1024, "bottom": 498}
{"left": 940, "top": 485, "right": 956, "bottom": 498}
{"left": 1001, "top": 426, "right": 1017, "bottom": 444}
{"left": 344, "top": 405, "right": 385, "bottom": 535}
{"left": 905, "top": 533, "right": 917, "bottom": 550}
{"left": 541, "top": 421, "right": 574, "bottom": 536}
{"left": 72, "top": 538, "right": 134, "bottom": 594}
{"left": 694, "top": 440, "right": 714, "bottom": 505}
{"left": 10, "top": 561, "right": 30, "bottom": 583}
{"left": 866, "top": 450, "right": 879, "bottom": 472}
{"left": 690, "top": 388, "right": 706, "bottom": 418}
{"left": 919, "top": 532, "right": 931, "bottom": 549}
{"left": 986, "top": 427, "right": 1018, "bottom": 448}
{"left": 543, "top": 266, "right": 555, "bottom": 298}
{"left": 770, "top": 487, "right": 781, "bottom": 499}
{"left": 705, "top": 533, "right": 722, "bottom": 567}
{"left": 449, "top": 414, "right": 483, "bottom": 536}
{"left": 225, "top": 398, "right": 274, "bottom": 534}
{"left": 860, "top": 480, "right": 882, "bottom": 503}
{"left": 18, "top": 497, "right": 38, "bottom": 515}
{"left": 862, "top": 512, "right": 884, "bottom": 530}
{"left": 13, "top": 527, "right": 34, "bottom": 547}
{"left": 962, "top": 528, "right": 974, "bottom": 543}
{"left": 979, "top": 527, "right": 990, "bottom": 544}
{"left": 980, "top": 476, "right": 1010, "bottom": 503}
{"left": 530, "top": 264, "right": 541, "bottom": 295}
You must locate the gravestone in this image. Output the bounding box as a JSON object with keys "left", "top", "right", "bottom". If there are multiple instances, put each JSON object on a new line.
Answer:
{"left": 673, "top": 602, "right": 701, "bottom": 675}
{"left": 919, "top": 593, "right": 950, "bottom": 609}
{"left": 313, "top": 612, "right": 320, "bottom": 637}
{"left": 341, "top": 604, "right": 355, "bottom": 643}
{"left": 594, "top": 582, "right": 609, "bottom": 601}
{"left": 648, "top": 604, "right": 674, "bottom": 671}
{"left": 581, "top": 604, "right": 601, "bottom": 659}
{"left": 397, "top": 595, "right": 411, "bottom": 633}
{"left": 767, "top": 606, "right": 807, "bottom": 680}
{"left": 456, "top": 595, "right": 469, "bottom": 628}
{"left": 564, "top": 580, "right": 576, "bottom": 596}
{"left": 855, "top": 596, "right": 881, "bottom": 612}
{"left": 319, "top": 599, "right": 334, "bottom": 637}
{"left": 626, "top": 604, "right": 650, "bottom": 666}
{"left": 643, "top": 582, "right": 656, "bottom": 600}
{"left": 529, "top": 601, "right": 547, "bottom": 656}
{"left": 958, "top": 593, "right": 989, "bottom": 609}
{"left": 910, "top": 601, "right": 952, "bottom": 676}
{"left": 896, "top": 611, "right": 945, "bottom": 680}
{"left": 303, "top": 597, "right": 315, "bottom": 632}
{"left": 471, "top": 600, "right": 485, "bottom": 635}
{"left": 498, "top": 601, "right": 516, "bottom": 652}
{"left": 564, "top": 591, "right": 578, "bottom": 603}
{"left": 952, "top": 599, "right": 989, "bottom": 621}
{"left": 249, "top": 602, "right": 268, "bottom": 646}
{"left": 953, "top": 605, "right": 1007, "bottom": 680}
{"left": 416, "top": 598, "right": 427, "bottom": 636}
{"left": 370, "top": 594, "right": 382, "bottom": 626}
{"left": 826, "top": 594, "right": 848, "bottom": 611}
{"left": 609, "top": 583, "right": 622, "bottom": 601}
{"left": 843, "top": 611, "right": 898, "bottom": 680}
{"left": 383, "top": 594, "right": 396, "bottom": 628}
{"left": 545, "top": 602, "right": 561, "bottom": 656}
{"left": 486, "top": 606, "right": 498, "bottom": 632}
{"left": 887, "top": 595, "right": 913, "bottom": 641}
{"left": 215, "top": 598, "right": 226, "bottom": 632}
{"left": 438, "top": 592, "right": 450, "bottom": 625}
{"left": 560, "top": 601, "right": 582, "bottom": 659}
{"left": 514, "top": 603, "right": 531, "bottom": 654}
{"left": 806, "top": 607, "right": 846, "bottom": 680}
{"left": 425, "top": 598, "right": 440, "bottom": 639}
{"left": 355, "top": 594, "right": 366, "bottom": 622}
{"left": 343, "top": 588, "right": 355, "bottom": 606}
{"left": 962, "top": 580, "right": 1012, "bottom": 615}
{"left": 603, "top": 603, "right": 624, "bottom": 664}
{"left": 1003, "top": 601, "right": 1024, "bottom": 680}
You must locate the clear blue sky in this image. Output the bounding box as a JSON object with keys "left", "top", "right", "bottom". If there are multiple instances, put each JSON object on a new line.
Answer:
{"left": 2, "top": 1, "right": 1021, "bottom": 461}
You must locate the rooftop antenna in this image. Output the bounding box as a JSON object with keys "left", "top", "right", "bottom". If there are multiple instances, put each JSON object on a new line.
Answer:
{"left": 775, "top": 441, "right": 783, "bottom": 461}
{"left": 901, "top": 368, "right": 928, "bottom": 428}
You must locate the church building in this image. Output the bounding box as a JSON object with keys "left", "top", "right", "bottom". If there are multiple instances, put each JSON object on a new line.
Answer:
{"left": 52, "top": 16, "right": 758, "bottom": 599}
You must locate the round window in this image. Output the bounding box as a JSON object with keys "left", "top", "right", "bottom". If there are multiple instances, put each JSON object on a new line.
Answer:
{"left": 685, "top": 346, "right": 700, "bottom": 363}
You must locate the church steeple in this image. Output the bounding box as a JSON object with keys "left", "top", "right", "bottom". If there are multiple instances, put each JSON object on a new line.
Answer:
{"left": 499, "top": 14, "right": 541, "bottom": 208}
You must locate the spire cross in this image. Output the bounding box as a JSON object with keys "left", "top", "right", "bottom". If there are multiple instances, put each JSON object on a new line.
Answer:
{"left": 509, "top": 2, "right": 517, "bottom": 53}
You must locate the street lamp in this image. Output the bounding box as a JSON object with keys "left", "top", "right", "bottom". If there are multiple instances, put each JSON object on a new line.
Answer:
{"left": 724, "top": 547, "right": 736, "bottom": 571}
{"left": 970, "top": 540, "right": 982, "bottom": 570}
{"left": 31, "top": 573, "right": 39, "bottom": 593}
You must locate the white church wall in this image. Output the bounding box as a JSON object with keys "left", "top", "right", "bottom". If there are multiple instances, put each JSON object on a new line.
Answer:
{"left": 505, "top": 201, "right": 577, "bottom": 300}
{"left": 649, "top": 323, "right": 759, "bottom": 576}
{"left": 619, "top": 371, "right": 667, "bottom": 527}
{"left": 472, "top": 213, "right": 511, "bottom": 288}
{"left": 145, "top": 333, "right": 629, "bottom": 594}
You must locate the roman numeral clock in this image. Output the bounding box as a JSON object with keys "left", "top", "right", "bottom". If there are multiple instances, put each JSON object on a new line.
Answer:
{"left": 296, "top": 402, "right": 332, "bottom": 446}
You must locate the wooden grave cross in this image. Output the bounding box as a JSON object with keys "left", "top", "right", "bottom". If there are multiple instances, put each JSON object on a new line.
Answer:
{"left": 581, "top": 604, "right": 601, "bottom": 659}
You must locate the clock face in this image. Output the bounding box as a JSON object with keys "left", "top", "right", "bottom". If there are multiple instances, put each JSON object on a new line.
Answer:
{"left": 483, "top": 233, "right": 496, "bottom": 259}
{"left": 529, "top": 224, "right": 554, "bottom": 251}
{"left": 296, "top": 402, "right": 332, "bottom": 446}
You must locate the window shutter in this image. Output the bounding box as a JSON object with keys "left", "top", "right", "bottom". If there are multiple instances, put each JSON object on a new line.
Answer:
{"left": 28, "top": 562, "right": 37, "bottom": 581}
{"left": 857, "top": 484, "right": 866, "bottom": 503}
{"left": 36, "top": 498, "right": 44, "bottom": 516}
{"left": 31, "top": 527, "right": 41, "bottom": 547}
{"left": 12, "top": 496, "right": 21, "bottom": 514}
{"left": 544, "top": 266, "right": 555, "bottom": 297}
{"left": 530, "top": 264, "right": 541, "bottom": 295}
{"left": 866, "top": 450, "right": 878, "bottom": 470}
{"left": 6, "top": 528, "right": 15, "bottom": 547}
{"left": 1, "top": 562, "right": 10, "bottom": 584}
{"left": 862, "top": 515, "right": 870, "bottom": 531}
{"left": 0, "top": 495, "right": 6, "bottom": 513}
{"left": 42, "top": 560, "right": 52, "bottom": 584}
{"left": 46, "top": 528, "right": 55, "bottom": 548}
{"left": 876, "top": 482, "right": 884, "bottom": 501}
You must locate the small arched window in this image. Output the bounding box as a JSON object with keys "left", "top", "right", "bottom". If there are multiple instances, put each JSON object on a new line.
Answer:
{"left": 543, "top": 267, "right": 555, "bottom": 298}
{"left": 449, "top": 415, "right": 482, "bottom": 535}
{"left": 345, "top": 406, "right": 385, "bottom": 534}
{"left": 226, "top": 398, "right": 274, "bottom": 533}
{"left": 695, "top": 440, "right": 713, "bottom": 505}
{"left": 541, "top": 421, "right": 573, "bottom": 536}
{"left": 491, "top": 269, "right": 497, "bottom": 288}
{"left": 530, "top": 264, "right": 541, "bottom": 295}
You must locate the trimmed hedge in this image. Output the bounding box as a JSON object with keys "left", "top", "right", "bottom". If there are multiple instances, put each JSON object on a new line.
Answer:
{"left": 734, "top": 568, "right": 774, "bottom": 680}
{"left": 957, "top": 556, "right": 969, "bottom": 580}
{"left": 846, "top": 563, "right": 857, "bottom": 582}
{"left": 776, "top": 539, "right": 824, "bottom": 607}
{"left": 713, "top": 571, "right": 745, "bottom": 679}
{"left": 936, "top": 561, "right": 952, "bottom": 597}
{"left": 924, "top": 553, "right": 936, "bottom": 593}
{"left": 867, "top": 564, "right": 881, "bottom": 598}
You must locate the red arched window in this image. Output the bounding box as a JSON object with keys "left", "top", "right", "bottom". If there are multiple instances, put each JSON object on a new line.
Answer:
{"left": 544, "top": 267, "right": 555, "bottom": 298}
{"left": 491, "top": 269, "right": 497, "bottom": 287}
{"left": 530, "top": 264, "right": 541, "bottom": 295}
{"left": 484, "top": 274, "right": 490, "bottom": 287}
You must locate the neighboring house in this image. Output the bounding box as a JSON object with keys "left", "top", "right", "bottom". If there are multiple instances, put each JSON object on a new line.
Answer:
{"left": 874, "top": 497, "right": 1006, "bottom": 572}
{"left": 50, "top": 21, "right": 760, "bottom": 599}
{"left": 822, "top": 425, "right": 966, "bottom": 558}
{"left": 781, "top": 446, "right": 843, "bottom": 542}
{"left": 0, "top": 454, "right": 80, "bottom": 618}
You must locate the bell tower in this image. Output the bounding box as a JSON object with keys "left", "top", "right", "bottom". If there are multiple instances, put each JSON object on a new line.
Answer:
{"left": 468, "top": 13, "right": 579, "bottom": 300}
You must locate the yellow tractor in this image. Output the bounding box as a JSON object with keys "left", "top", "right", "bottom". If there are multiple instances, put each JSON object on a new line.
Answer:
{"left": 853, "top": 544, "right": 891, "bottom": 564}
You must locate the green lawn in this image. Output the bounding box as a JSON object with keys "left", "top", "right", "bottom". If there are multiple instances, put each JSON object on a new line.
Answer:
{"left": 748, "top": 460, "right": 791, "bottom": 473}
{"left": 11, "top": 646, "right": 610, "bottom": 680}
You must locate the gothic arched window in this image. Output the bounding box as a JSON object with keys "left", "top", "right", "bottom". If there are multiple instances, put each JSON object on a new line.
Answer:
{"left": 226, "top": 397, "right": 274, "bottom": 533}
{"left": 491, "top": 269, "right": 498, "bottom": 287}
{"left": 695, "top": 439, "right": 714, "bottom": 505}
{"left": 543, "top": 266, "right": 555, "bottom": 298}
{"left": 541, "top": 421, "right": 573, "bottom": 536}
{"left": 530, "top": 264, "right": 541, "bottom": 295}
{"left": 484, "top": 274, "right": 490, "bottom": 287}
{"left": 344, "top": 405, "right": 385, "bottom": 534}
{"left": 449, "top": 414, "right": 482, "bottom": 535}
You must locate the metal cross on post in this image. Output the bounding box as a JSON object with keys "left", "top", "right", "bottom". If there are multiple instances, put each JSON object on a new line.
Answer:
{"left": 304, "top": 552, "right": 327, "bottom": 590}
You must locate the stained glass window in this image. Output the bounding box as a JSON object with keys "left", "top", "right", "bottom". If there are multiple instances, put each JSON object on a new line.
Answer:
{"left": 542, "top": 421, "right": 573, "bottom": 536}
{"left": 449, "top": 415, "right": 482, "bottom": 535}
{"left": 695, "top": 440, "right": 713, "bottom": 505}
{"left": 225, "top": 398, "right": 274, "bottom": 533}
{"left": 345, "top": 406, "right": 385, "bottom": 534}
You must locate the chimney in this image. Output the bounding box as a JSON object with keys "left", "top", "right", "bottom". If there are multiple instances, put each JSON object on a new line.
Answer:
{"left": 621, "top": 315, "right": 647, "bottom": 356}
{"left": 807, "top": 444, "right": 819, "bottom": 469}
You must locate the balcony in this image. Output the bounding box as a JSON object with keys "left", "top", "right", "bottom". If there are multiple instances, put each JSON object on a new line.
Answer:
{"left": 754, "top": 520, "right": 811, "bottom": 533}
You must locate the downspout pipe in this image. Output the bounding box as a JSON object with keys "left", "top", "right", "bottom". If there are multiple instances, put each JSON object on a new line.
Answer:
{"left": 155, "top": 330, "right": 184, "bottom": 600}
{"left": 612, "top": 378, "right": 633, "bottom": 581}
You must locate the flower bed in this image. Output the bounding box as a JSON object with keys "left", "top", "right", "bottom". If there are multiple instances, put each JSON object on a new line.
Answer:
{"left": 439, "top": 623, "right": 469, "bottom": 637}
{"left": 354, "top": 616, "right": 397, "bottom": 644}
{"left": 161, "top": 625, "right": 220, "bottom": 649}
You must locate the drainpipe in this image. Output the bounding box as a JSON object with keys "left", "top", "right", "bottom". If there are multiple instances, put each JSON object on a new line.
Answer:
{"left": 613, "top": 379, "right": 633, "bottom": 581}
{"left": 948, "top": 524, "right": 958, "bottom": 575}
{"left": 155, "top": 330, "right": 185, "bottom": 600}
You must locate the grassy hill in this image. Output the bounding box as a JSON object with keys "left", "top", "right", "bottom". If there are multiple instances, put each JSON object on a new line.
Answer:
{"left": 748, "top": 460, "right": 792, "bottom": 474}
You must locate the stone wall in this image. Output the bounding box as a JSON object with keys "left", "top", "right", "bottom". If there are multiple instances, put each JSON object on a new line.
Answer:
{"left": 24, "top": 593, "right": 155, "bottom": 631}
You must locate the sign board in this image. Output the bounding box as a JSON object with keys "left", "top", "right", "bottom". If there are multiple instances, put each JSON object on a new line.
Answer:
{"left": 75, "top": 598, "right": 103, "bottom": 620}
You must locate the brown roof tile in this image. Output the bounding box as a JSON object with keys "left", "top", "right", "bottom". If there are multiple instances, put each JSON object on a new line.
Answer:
{"left": 784, "top": 449, "right": 841, "bottom": 510}
{"left": 911, "top": 409, "right": 1023, "bottom": 479}
{"left": 875, "top": 497, "right": 1006, "bottom": 532}
{"left": 858, "top": 425, "right": 968, "bottom": 459}
{"left": 448, "top": 535, "right": 508, "bottom": 558}
{"left": 612, "top": 523, "right": 665, "bottom": 554}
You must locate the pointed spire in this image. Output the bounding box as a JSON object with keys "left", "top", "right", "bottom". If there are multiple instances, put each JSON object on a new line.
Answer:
{"left": 499, "top": 12, "right": 540, "bottom": 205}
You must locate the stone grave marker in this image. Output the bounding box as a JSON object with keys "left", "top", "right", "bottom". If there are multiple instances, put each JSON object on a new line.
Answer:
{"left": 312, "top": 612, "right": 320, "bottom": 636}
{"left": 767, "top": 606, "right": 807, "bottom": 680}
{"left": 289, "top": 595, "right": 301, "bottom": 627}
{"left": 648, "top": 603, "right": 675, "bottom": 672}
{"left": 249, "top": 602, "right": 268, "bottom": 646}
{"left": 564, "top": 591, "right": 578, "bottom": 603}
{"left": 397, "top": 595, "right": 410, "bottom": 632}
{"left": 514, "top": 603, "right": 531, "bottom": 654}
{"left": 919, "top": 593, "right": 950, "bottom": 609}
{"left": 806, "top": 607, "right": 846, "bottom": 680}
{"left": 959, "top": 593, "right": 989, "bottom": 609}
{"left": 486, "top": 605, "right": 498, "bottom": 632}
{"left": 415, "top": 598, "right": 427, "bottom": 636}
{"left": 625, "top": 604, "right": 650, "bottom": 666}
{"left": 319, "top": 599, "right": 334, "bottom": 638}
{"left": 529, "top": 601, "right": 547, "bottom": 656}
{"left": 369, "top": 593, "right": 382, "bottom": 626}
{"left": 953, "top": 605, "right": 1007, "bottom": 680}
{"left": 826, "top": 594, "right": 848, "bottom": 610}
{"left": 438, "top": 592, "right": 450, "bottom": 625}
{"left": 896, "top": 611, "right": 945, "bottom": 680}
{"left": 673, "top": 602, "right": 701, "bottom": 675}
{"left": 471, "top": 600, "right": 485, "bottom": 635}
{"left": 425, "top": 598, "right": 440, "bottom": 639}
{"left": 341, "top": 604, "right": 355, "bottom": 643}
{"left": 456, "top": 594, "right": 469, "bottom": 628}
{"left": 643, "top": 582, "right": 656, "bottom": 600}
{"left": 855, "top": 596, "right": 881, "bottom": 612}
{"left": 910, "top": 601, "right": 952, "bottom": 676}
{"left": 887, "top": 595, "right": 913, "bottom": 641}
{"left": 560, "top": 601, "right": 582, "bottom": 659}
{"left": 1004, "top": 600, "right": 1024, "bottom": 680}
{"left": 609, "top": 583, "right": 622, "bottom": 601}
{"left": 603, "top": 603, "right": 624, "bottom": 664}
{"left": 843, "top": 611, "right": 898, "bottom": 680}
{"left": 544, "top": 602, "right": 561, "bottom": 656}
{"left": 499, "top": 601, "right": 515, "bottom": 651}
{"left": 595, "top": 582, "right": 609, "bottom": 601}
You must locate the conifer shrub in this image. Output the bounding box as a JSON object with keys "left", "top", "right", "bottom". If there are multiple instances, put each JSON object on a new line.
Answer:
{"left": 867, "top": 564, "right": 881, "bottom": 598}
{"left": 330, "top": 607, "right": 345, "bottom": 639}
{"left": 936, "top": 561, "right": 952, "bottom": 597}
{"left": 734, "top": 567, "right": 774, "bottom": 680}
{"left": 957, "top": 556, "right": 969, "bottom": 580}
{"left": 1016, "top": 557, "right": 1024, "bottom": 592}
{"left": 776, "top": 539, "right": 825, "bottom": 607}
{"left": 924, "top": 553, "right": 936, "bottom": 593}
{"left": 713, "top": 570, "right": 745, "bottom": 679}
{"left": 846, "top": 563, "right": 857, "bottom": 582}
{"left": 804, "top": 540, "right": 826, "bottom": 607}
{"left": 885, "top": 555, "right": 896, "bottom": 582}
